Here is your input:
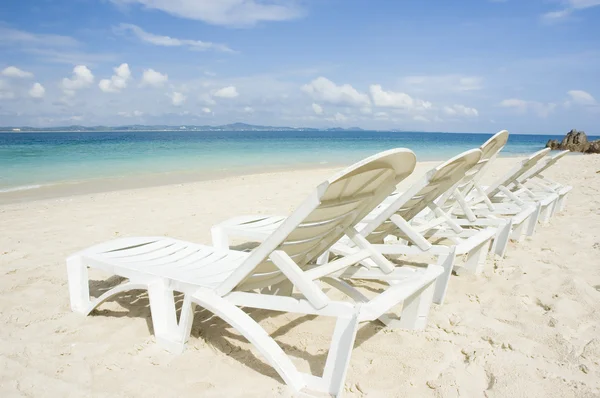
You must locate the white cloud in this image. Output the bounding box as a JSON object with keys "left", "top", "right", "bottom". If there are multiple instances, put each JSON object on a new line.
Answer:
{"left": 99, "top": 63, "right": 131, "bottom": 93}
{"left": 500, "top": 98, "right": 556, "bottom": 117}
{"left": 0, "top": 27, "right": 116, "bottom": 66}
{"left": 413, "top": 115, "right": 429, "bottom": 122}
{"left": 568, "top": 0, "right": 600, "bottom": 11}
{"left": 200, "top": 94, "right": 217, "bottom": 105}
{"left": 443, "top": 104, "right": 479, "bottom": 117}
{"left": 141, "top": 68, "right": 168, "bottom": 87}
{"left": 0, "top": 26, "right": 79, "bottom": 48}
{"left": 202, "top": 107, "right": 212, "bottom": 113}
{"left": 542, "top": 9, "right": 572, "bottom": 21}
{"left": 23, "top": 48, "right": 117, "bottom": 65}
{"left": 213, "top": 86, "right": 239, "bottom": 98}
{"left": 168, "top": 92, "right": 186, "bottom": 106}
{"left": 569, "top": 0, "right": 600, "bottom": 7}
{"left": 442, "top": 106, "right": 457, "bottom": 115}
{"left": 29, "top": 82, "right": 45, "bottom": 98}
{"left": 2, "top": 66, "right": 34, "bottom": 78}
{"left": 403, "top": 75, "right": 483, "bottom": 92}
{"left": 456, "top": 77, "right": 484, "bottom": 91}
{"left": 312, "top": 103, "right": 323, "bottom": 115}
{"left": 369, "top": 84, "right": 432, "bottom": 111}
{"left": 542, "top": 0, "right": 600, "bottom": 22}
{"left": 500, "top": 99, "right": 528, "bottom": 108}
{"left": 333, "top": 112, "right": 347, "bottom": 122}
{"left": 109, "top": 0, "right": 302, "bottom": 27}
{"left": 243, "top": 106, "right": 254, "bottom": 113}
{"left": 61, "top": 65, "right": 94, "bottom": 96}
{"left": 116, "top": 24, "right": 234, "bottom": 53}
{"left": 301, "top": 77, "right": 370, "bottom": 107}
{"left": 567, "top": 90, "right": 596, "bottom": 105}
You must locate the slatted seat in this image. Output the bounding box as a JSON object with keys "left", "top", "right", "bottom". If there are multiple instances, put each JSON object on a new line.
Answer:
{"left": 80, "top": 238, "right": 249, "bottom": 289}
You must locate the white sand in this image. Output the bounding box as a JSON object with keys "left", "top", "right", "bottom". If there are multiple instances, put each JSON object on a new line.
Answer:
{"left": 1, "top": 155, "right": 599, "bottom": 397}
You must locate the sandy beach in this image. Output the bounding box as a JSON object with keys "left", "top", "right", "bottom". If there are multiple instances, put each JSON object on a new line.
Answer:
{"left": 1, "top": 154, "right": 599, "bottom": 397}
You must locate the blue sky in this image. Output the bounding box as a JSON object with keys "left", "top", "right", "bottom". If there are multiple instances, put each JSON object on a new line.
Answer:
{"left": 0, "top": 0, "right": 599, "bottom": 133}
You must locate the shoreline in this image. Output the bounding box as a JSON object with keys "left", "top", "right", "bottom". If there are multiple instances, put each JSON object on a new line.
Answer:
{"left": 0, "top": 152, "right": 570, "bottom": 205}
{"left": 0, "top": 161, "right": 346, "bottom": 205}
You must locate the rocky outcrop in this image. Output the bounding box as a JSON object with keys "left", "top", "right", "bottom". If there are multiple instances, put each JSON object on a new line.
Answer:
{"left": 545, "top": 129, "right": 600, "bottom": 153}
{"left": 546, "top": 139, "right": 560, "bottom": 150}
{"left": 561, "top": 129, "right": 589, "bottom": 151}
{"left": 587, "top": 140, "right": 600, "bottom": 154}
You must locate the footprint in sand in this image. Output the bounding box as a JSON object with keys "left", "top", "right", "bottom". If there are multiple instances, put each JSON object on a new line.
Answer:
{"left": 535, "top": 298, "right": 553, "bottom": 312}
{"left": 486, "top": 370, "right": 496, "bottom": 391}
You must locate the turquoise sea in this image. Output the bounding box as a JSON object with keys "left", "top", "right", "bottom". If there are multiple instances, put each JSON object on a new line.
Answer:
{"left": 0, "top": 130, "right": 592, "bottom": 194}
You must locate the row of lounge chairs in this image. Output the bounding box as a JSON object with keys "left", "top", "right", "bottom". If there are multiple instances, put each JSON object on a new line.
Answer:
{"left": 66, "top": 130, "right": 572, "bottom": 397}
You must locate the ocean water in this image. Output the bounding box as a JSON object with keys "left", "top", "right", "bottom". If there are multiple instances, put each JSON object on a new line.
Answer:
{"left": 0, "top": 130, "right": 590, "bottom": 193}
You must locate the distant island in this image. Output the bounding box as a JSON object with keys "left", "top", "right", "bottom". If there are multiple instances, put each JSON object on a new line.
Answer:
{"left": 0, "top": 123, "right": 371, "bottom": 133}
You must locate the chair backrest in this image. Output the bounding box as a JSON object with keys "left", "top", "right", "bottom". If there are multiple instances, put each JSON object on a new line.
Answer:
{"left": 485, "top": 148, "right": 550, "bottom": 198}
{"left": 518, "top": 150, "right": 569, "bottom": 184}
{"left": 436, "top": 130, "right": 509, "bottom": 212}
{"left": 218, "top": 149, "right": 417, "bottom": 293}
{"left": 358, "top": 148, "right": 483, "bottom": 244}
{"left": 480, "top": 130, "right": 510, "bottom": 161}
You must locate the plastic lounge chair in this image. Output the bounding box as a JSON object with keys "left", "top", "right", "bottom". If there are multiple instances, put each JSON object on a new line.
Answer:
{"left": 213, "top": 149, "right": 498, "bottom": 306}
{"left": 466, "top": 148, "right": 558, "bottom": 228}
{"left": 67, "top": 149, "right": 444, "bottom": 397}
{"left": 515, "top": 150, "right": 572, "bottom": 217}
{"left": 433, "top": 130, "right": 538, "bottom": 256}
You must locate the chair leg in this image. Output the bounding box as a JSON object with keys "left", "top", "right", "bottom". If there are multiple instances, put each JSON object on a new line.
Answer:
{"left": 432, "top": 248, "right": 456, "bottom": 305}
{"left": 189, "top": 289, "right": 305, "bottom": 392}
{"left": 66, "top": 255, "right": 91, "bottom": 314}
{"left": 147, "top": 280, "right": 183, "bottom": 354}
{"left": 526, "top": 203, "right": 542, "bottom": 237}
{"left": 558, "top": 194, "right": 568, "bottom": 212}
{"left": 539, "top": 203, "right": 552, "bottom": 224}
{"left": 321, "top": 313, "right": 360, "bottom": 396}
{"left": 67, "top": 255, "right": 149, "bottom": 316}
{"left": 512, "top": 204, "right": 540, "bottom": 242}
{"left": 178, "top": 294, "right": 197, "bottom": 346}
{"left": 398, "top": 282, "right": 435, "bottom": 330}
{"left": 493, "top": 219, "right": 511, "bottom": 258}
{"left": 463, "top": 240, "right": 491, "bottom": 274}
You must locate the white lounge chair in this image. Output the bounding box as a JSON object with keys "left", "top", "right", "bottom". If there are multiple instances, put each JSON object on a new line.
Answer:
{"left": 434, "top": 130, "right": 538, "bottom": 256}
{"left": 213, "top": 148, "right": 499, "bottom": 306}
{"left": 466, "top": 148, "right": 558, "bottom": 228}
{"left": 515, "top": 150, "right": 572, "bottom": 217}
{"left": 67, "top": 149, "right": 444, "bottom": 397}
